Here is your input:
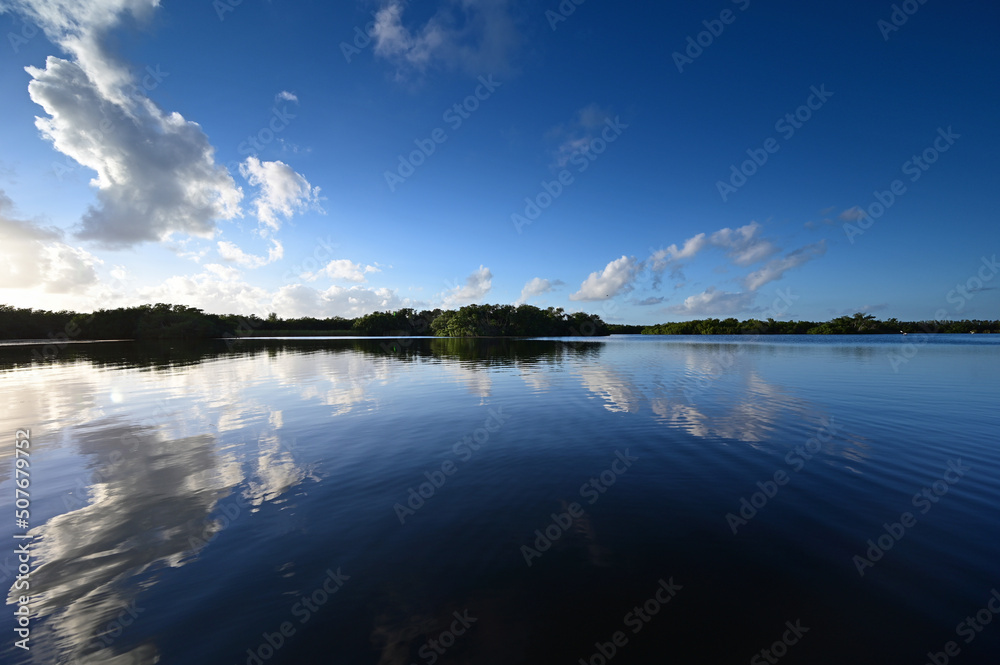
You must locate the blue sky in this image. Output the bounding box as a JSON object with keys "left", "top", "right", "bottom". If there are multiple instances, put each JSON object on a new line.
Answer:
{"left": 0, "top": 0, "right": 997, "bottom": 324}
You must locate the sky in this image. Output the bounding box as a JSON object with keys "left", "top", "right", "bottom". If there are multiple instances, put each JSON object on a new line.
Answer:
{"left": 0, "top": 0, "right": 997, "bottom": 325}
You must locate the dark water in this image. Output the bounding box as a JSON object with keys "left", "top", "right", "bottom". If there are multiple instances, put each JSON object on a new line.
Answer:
{"left": 1, "top": 335, "right": 999, "bottom": 665}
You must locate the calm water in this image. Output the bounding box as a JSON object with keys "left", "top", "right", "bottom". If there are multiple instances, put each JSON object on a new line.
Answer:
{"left": 1, "top": 335, "right": 999, "bottom": 665}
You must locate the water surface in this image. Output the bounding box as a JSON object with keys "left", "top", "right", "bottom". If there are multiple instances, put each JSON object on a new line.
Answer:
{"left": 1, "top": 335, "right": 998, "bottom": 664}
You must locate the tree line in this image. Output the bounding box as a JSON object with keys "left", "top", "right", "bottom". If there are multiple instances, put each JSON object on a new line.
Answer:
{"left": 2, "top": 304, "right": 996, "bottom": 341}
{"left": 640, "top": 313, "right": 999, "bottom": 335}
{"left": 0, "top": 303, "right": 609, "bottom": 340}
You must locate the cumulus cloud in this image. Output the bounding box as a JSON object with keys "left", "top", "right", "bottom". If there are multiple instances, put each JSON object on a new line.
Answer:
{"left": 569, "top": 256, "right": 640, "bottom": 301}
{"left": 6, "top": 0, "right": 160, "bottom": 100}
{"left": 217, "top": 239, "right": 284, "bottom": 269}
{"left": 137, "top": 263, "right": 271, "bottom": 315}
{"left": 9, "top": 0, "right": 246, "bottom": 248}
{"left": 516, "top": 277, "right": 563, "bottom": 304}
{"left": 26, "top": 54, "right": 243, "bottom": 247}
{"left": 0, "top": 189, "right": 102, "bottom": 294}
{"left": 651, "top": 222, "right": 777, "bottom": 273}
{"left": 275, "top": 90, "right": 298, "bottom": 103}
{"left": 135, "top": 263, "right": 411, "bottom": 318}
{"left": 272, "top": 283, "right": 411, "bottom": 319}
{"left": 668, "top": 287, "right": 756, "bottom": 317}
{"left": 239, "top": 157, "right": 323, "bottom": 233}
{"left": 372, "top": 0, "right": 520, "bottom": 78}
{"left": 743, "top": 240, "right": 826, "bottom": 292}
{"left": 307, "top": 259, "right": 381, "bottom": 283}
{"left": 9, "top": 1, "right": 320, "bottom": 248}
{"left": 443, "top": 265, "right": 492, "bottom": 306}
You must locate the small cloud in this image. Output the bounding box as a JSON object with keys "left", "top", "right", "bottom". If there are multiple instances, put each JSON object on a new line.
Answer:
{"left": 634, "top": 296, "right": 665, "bottom": 306}
{"left": 743, "top": 240, "right": 826, "bottom": 292}
{"left": 217, "top": 239, "right": 284, "bottom": 269}
{"left": 307, "top": 258, "right": 381, "bottom": 283}
{"left": 668, "top": 287, "right": 756, "bottom": 317}
{"left": 569, "top": 255, "right": 640, "bottom": 302}
{"left": 651, "top": 222, "right": 776, "bottom": 273}
{"left": 443, "top": 265, "right": 493, "bottom": 306}
{"left": 548, "top": 104, "right": 614, "bottom": 167}
{"left": 516, "top": 277, "right": 564, "bottom": 304}
{"left": 275, "top": 90, "right": 299, "bottom": 103}
{"left": 839, "top": 207, "right": 867, "bottom": 222}
{"left": 372, "top": 0, "right": 520, "bottom": 79}
{"left": 240, "top": 157, "right": 323, "bottom": 233}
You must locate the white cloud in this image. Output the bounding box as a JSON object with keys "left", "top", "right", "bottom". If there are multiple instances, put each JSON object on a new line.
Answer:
{"left": 275, "top": 90, "right": 298, "bottom": 103}
{"left": 651, "top": 222, "right": 776, "bottom": 272}
{"left": 651, "top": 233, "right": 708, "bottom": 269}
{"left": 7, "top": 0, "right": 160, "bottom": 101}
{"left": 272, "top": 283, "right": 411, "bottom": 319}
{"left": 569, "top": 256, "right": 639, "bottom": 301}
{"left": 442, "top": 265, "right": 492, "bottom": 306}
{"left": 239, "top": 157, "right": 323, "bottom": 233}
{"left": 138, "top": 263, "right": 271, "bottom": 316}
{"left": 217, "top": 239, "right": 284, "bottom": 269}
{"left": 0, "top": 189, "right": 102, "bottom": 294}
{"left": 516, "top": 277, "right": 563, "bottom": 304}
{"left": 743, "top": 241, "right": 826, "bottom": 292}
{"left": 710, "top": 223, "right": 777, "bottom": 266}
{"left": 308, "top": 259, "right": 381, "bottom": 283}
{"left": 668, "top": 287, "right": 756, "bottom": 317}
{"left": 26, "top": 55, "right": 243, "bottom": 247}
{"left": 372, "top": 0, "right": 520, "bottom": 78}
{"left": 8, "top": 0, "right": 245, "bottom": 248}
{"left": 10, "top": 1, "right": 319, "bottom": 249}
